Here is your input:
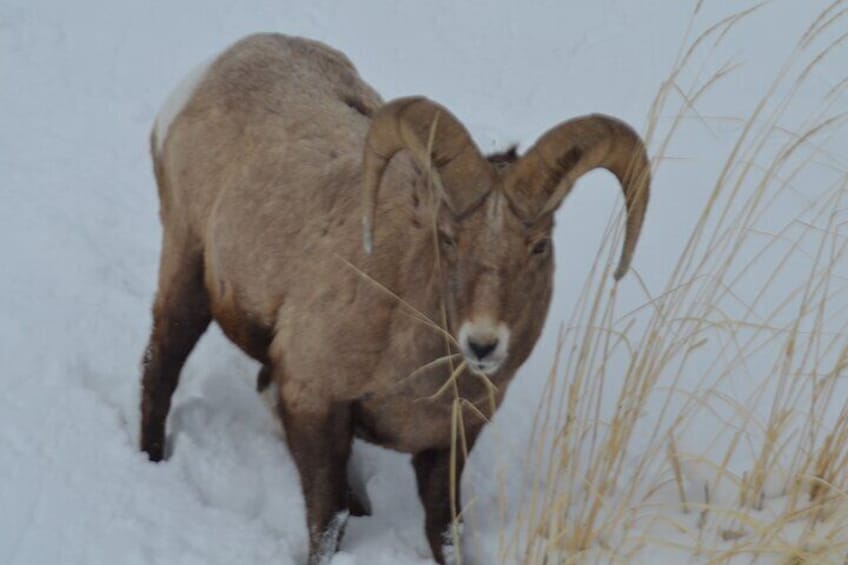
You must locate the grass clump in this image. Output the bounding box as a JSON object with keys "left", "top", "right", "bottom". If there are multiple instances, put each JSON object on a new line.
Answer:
{"left": 496, "top": 2, "right": 848, "bottom": 563}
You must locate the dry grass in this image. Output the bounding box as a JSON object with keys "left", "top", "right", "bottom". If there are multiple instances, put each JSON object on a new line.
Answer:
{"left": 492, "top": 2, "right": 848, "bottom": 563}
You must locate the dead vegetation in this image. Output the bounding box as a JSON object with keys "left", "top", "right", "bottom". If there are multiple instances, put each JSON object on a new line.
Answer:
{"left": 472, "top": 2, "right": 848, "bottom": 563}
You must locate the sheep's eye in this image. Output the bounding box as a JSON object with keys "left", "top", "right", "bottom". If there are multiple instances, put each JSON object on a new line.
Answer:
{"left": 439, "top": 232, "right": 457, "bottom": 250}
{"left": 531, "top": 239, "right": 550, "bottom": 255}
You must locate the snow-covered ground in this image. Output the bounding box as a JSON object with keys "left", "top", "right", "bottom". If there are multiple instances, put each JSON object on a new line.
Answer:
{"left": 3, "top": 1, "right": 848, "bottom": 563}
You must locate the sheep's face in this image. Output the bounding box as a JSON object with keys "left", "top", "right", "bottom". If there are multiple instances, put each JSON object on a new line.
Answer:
{"left": 367, "top": 101, "right": 649, "bottom": 379}
{"left": 436, "top": 188, "right": 555, "bottom": 377}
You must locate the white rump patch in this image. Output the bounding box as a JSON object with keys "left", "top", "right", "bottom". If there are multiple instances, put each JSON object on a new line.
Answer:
{"left": 154, "top": 59, "right": 212, "bottom": 154}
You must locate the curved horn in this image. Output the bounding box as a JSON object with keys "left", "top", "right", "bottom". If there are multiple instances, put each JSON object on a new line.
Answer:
{"left": 362, "top": 96, "right": 493, "bottom": 253}
{"left": 504, "top": 115, "right": 650, "bottom": 280}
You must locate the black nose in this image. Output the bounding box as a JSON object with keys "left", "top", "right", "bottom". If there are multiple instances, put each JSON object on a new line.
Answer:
{"left": 468, "top": 338, "right": 498, "bottom": 360}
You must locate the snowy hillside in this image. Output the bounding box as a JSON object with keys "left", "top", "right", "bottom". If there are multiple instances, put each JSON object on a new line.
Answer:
{"left": 3, "top": 1, "right": 848, "bottom": 564}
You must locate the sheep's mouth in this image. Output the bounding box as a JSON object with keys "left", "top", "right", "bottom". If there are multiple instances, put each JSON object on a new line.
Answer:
{"left": 466, "top": 357, "right": 504, "bottom": 376}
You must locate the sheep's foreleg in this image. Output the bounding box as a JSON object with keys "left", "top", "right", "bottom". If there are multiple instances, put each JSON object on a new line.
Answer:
{"left": 278, "top": 389, "right": 353, "bottom": 564}
{"left": 412, "top": 447, "right": 465, "bottom": 565}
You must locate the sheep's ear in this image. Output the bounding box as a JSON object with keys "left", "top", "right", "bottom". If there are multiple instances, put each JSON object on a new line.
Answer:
{"left": 361, "top": 97, "right": 494, "bottom": 254}
{"left": 408, "top": 177, "right": 429, "bottom": 217}
{"left": 409, "top": 179, "right": 458, "bottom": 235}
{"left": 503, "top": 115, "right": 650, "bottom": 280}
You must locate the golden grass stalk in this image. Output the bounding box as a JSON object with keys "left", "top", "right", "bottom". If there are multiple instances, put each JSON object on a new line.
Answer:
{"left": 500, "top": 1, "right": 848, "bottom": 563}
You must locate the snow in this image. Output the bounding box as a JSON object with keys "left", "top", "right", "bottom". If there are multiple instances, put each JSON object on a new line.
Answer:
{"left": 3, "top": 0, "right": 848, "bottom": 564}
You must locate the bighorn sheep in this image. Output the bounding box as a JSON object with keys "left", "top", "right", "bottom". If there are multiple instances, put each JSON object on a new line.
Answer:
{"left": 140, "top": 33, "right": 650, "bottom": 564}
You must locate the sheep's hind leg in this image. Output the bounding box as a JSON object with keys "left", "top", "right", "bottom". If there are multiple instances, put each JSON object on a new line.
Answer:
{"left": 278, "top": 381, "right": 354, "bottom": 564}
{"left": 256, "top": 364, "right": 282, "bottom": 417}
{"left": 139, "top": 236, "right": 210, "bottom": 462}
{"left": 256, "top": 364, "right": 272, "bottom": 392}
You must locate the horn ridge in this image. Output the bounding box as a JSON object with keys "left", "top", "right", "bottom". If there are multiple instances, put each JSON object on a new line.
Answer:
{"left": 504, "top": 114, "right": 650, "bottom": 279}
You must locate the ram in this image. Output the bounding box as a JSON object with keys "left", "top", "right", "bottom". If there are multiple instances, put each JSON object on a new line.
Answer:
{"left": 140, "top": 33, "right": 650, "bottom": 564}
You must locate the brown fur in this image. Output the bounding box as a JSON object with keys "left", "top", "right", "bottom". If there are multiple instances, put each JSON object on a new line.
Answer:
{"left": 140, "top": 33, "right": 647, "bottom": 564}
